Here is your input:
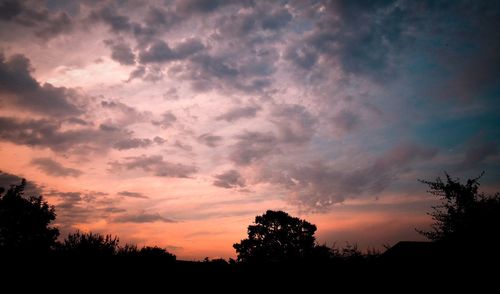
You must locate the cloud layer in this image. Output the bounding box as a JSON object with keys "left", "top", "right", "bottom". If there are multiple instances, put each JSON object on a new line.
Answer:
{"left": 1, "top": 0, "right": 499, "bottom": 259}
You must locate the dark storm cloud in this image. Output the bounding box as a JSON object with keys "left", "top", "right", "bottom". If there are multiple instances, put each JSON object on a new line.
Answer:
{"left": 229, "top": 131, "right": 278, "bottom": 166}
{"left": 104, "top": 38, "right": 136, "bottom": 65}
{"left": 258, "top": 143, "right": 438, "bottom": 210}
{"left": 216, "top": 105, "right": 261, "bottom": 122}
{"left": 0, "top": 170, "right": 41, "bottom": 196}
{"left": 113, "top": 212, "right": 175, "bottom": 223}
{"left": 108, "top": 155, "right": 197, "bottom": 178}
{"left": 0, "top": 53, "right": 83, "bottom": 116}
{"left": 139, "top": 38, "right": 205, "bottom": 64}
{"left": 197, "top": 133, "right": 223, "bottom": 147}
{"left": 213, "top": 169, "right": 246, "bottom": 189}
{"left": 117, "top": 191, "right": 149, "bottom": 199}
{"left": 0, "top": 0, "right": 73, "bottom": 40}
{"left": 31, "top": 157, "right": 83, "bottom": 177}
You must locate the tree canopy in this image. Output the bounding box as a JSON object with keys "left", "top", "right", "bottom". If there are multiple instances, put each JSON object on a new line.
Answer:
{"left": 0, "top": 179, "right": 59, "bottom": 254}
{"left": 233, "top": 210, "right": 319, "bottom": 262}
{"left": 418, "top": 172, "right": 500, "bottom": 250}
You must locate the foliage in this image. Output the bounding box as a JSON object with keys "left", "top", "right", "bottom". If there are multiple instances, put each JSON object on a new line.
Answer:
{"left": 233, "top": 210, "right": 318, "bottom": 262}
{"left": 61, "top": 231, "right": 120, "bottom": 256}
{"left": 0, "top": 179, "right": 59, "bottom": 254}
{"left": 418, "top": 172, "right": 500, "bottom": 248}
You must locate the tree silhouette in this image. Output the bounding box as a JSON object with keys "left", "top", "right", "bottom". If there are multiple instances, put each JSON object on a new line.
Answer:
{"left": 0, "top": 179, "right": 59, "bottom": 255}
{"left": 418, "top": 172, "right": 500, "bottom": 251}
{"left": 61, "top": 231, "right": 120, "bottom": 257}
{"left": 233, "top": 210, "right": 318, "bottom": 262}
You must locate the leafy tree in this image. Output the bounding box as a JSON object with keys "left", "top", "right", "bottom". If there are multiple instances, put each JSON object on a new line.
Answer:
{"left": 233, "top": 210, "right": 318, "bottom": 262}
{"left": 138, "top": 246, "right": 176, "bottom": 261}
{"left": 61, "top": 231, "right": 119, "bottom": 257}
{"left": 418, "top": 172, "right": 500, "bottom": 249}
{"left": 0, "top": 179, "right": 59, "bottom": 254}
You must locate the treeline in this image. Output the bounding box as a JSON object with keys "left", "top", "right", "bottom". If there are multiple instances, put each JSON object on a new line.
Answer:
{"left": 1, "top": 172, "right": 500, "bottom": 265}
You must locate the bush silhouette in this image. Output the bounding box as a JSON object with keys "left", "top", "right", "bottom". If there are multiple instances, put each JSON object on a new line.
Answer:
{"left": 61, "top": 231, "right": 119, "bottom": 257}
{"left": 0, "top": 179, "right": 59, "bottom": 255}
{"left": 418, "top": 172, "right": 500, "bottom": 252}
{"left": 233, "top": 210, "right": 319, "bottom": 262}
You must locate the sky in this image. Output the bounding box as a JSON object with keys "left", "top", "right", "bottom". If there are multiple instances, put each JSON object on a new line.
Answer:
{"left": 0, "top": 0, "right": 499, "bottom": 260}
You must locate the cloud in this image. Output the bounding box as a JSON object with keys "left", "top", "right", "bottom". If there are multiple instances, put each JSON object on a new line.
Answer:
{"left": 257, "top": 143, "right": 438, "bottom": 210}
{"left": 173, "top": 140, "right": 193, "bottom": 152}
{"left": 0, "top": 1, "right": 73, "bottom": 40}
{"left": 117, "top": 191, "right": 149, "bottom": 199}
{"left": 213, "top": 169, "right": 246, "bottom": 189}
{"left": 113, "top": 212, "right": 175, "bottom": 223}
{"left": 0, "top": 116, "right": 137, "bottom": 153}
{"left": 151, "top": 111, "right": 177, "bottom": 128}
{"left": 31, "top": 157, "right": 83, "bottom": 177}
{"left": 0, "top": 170, "right": 41, "bottom": 195}
{"left": 331, "top": 110, "right": 360, "bottom": 134}
{"left": 175, "top": 0, "right": 234, "bottom": 14}
{"left": 113, "top": 138, "right": 153, "bottom": 150}
{"left": 197, "top": 133, "right": 223, "bottom": 147}
{"left": 101, "top": 100, "right": 150, "bottom": 126}
{"left": 0, "top": 53, "right": 83, "bottom": 117}
{"left": 104, "top": 38, "right": 136, "bottom": 65}
{"left": 108, "top": 155, "right": 197, "bottom": 178}
{"left": 216, "top": 105, "right": 261, "bottom": 122}
{"left": 459, "top": 141, "right": 499, "bottom": 170}
{"left": 139, "top": 38, "right": 205, "bottom": 64}
{"left": 229, "top": 131, "right": 278, "bottom": 165}
{"left": 270, "top": 104, "right": 317, "bottom": 144}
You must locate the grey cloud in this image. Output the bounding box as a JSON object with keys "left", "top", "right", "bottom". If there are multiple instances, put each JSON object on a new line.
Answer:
{"left": 104, "top": 39, "right": 136, "bottom": 65}
{"left": 127, "top": 66, "right": 146, "bottom": 81}
{"left": 216, "top": 105, "right": 261, "bottom": 122}
{"left": 108, "top": 155, "right": 197, "bottom": 178}
{"left": 139, "top": 38, "right": 205, "bottom": 64}
{"left": 0, "top": 116, "right": 146, "bottom": 153}
{"left": 258, "top": 143, "right": 438, "bottom": 210}
{"left": 31, "top": 157, "right": 83, "bottom": 177}
{"left": 197, "top": 133, "right": 223, "bottom": 147}
{"left": 113, "top": 138, "right": 153, "bottom": 150}
{"left": 0, "top": 1, "right": 73, "bottom": 40}
{"left": 459, "top": 141, "right": 499, "bottom": 170}
{"left": 153, "top": 136, "right": 166, "bottom": 144}
{"left": 91, "top": 6, "right": 133, "bottom": 33}
{"left": 101, "top": 100, "right": 150, "bottom": 126}
{"left": 332, "top": 110, "right": 360, "bottom": 134}
{"left": 45, "top": 189, "right": 125, "bottom": 232}
{"left": 174, "top": 140, "right": 193, "bottom": 152}
{"left": 175, "top": 0, "right": 234, "bottom": 14}
{"left": 0, "top": 53, "right": 83, "bottom": 117}
{"left": 113, "top": 212, "right": 175, "bottom": 223}
{"left": 151, "top": 111, "right": 177, "bottom": 128}
{"left": 213, "top": 169, "right": 246, "bottom": 189}
{"left": 261, "top": 7, "right": 292, "bottom": 30}
{"left": 0, "top": 170, "right": 41, "bottom": 196}
{"left": 117, "top": 191, "right": 149, "bottom": 199}
{"left": 270, "top": 104, "right": 317, "bottom": 144}
{"left": 229, "top": 131, "right": 278, "bottom": 165}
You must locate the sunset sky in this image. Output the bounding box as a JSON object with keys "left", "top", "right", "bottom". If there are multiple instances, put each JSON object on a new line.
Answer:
{"left": 1, "top": 0, "right": 499, "bottom": 260}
